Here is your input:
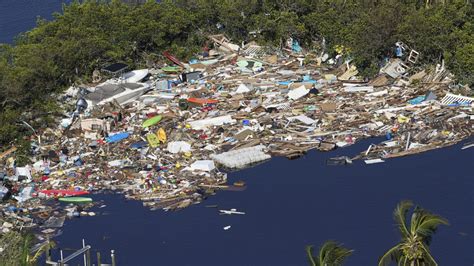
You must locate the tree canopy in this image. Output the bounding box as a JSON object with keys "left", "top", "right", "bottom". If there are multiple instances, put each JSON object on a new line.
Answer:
{"left": 0, "top": 0, "right": 472, "bottom": 153}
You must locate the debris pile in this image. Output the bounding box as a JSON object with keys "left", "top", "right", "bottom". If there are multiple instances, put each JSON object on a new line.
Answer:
{"left": 1, "top": 36, "right": 472, "bottom": 238}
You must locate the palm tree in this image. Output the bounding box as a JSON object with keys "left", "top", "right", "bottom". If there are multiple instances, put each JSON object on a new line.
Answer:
{"left": 378, "top": 200, "right": 449, "bottom": 266}
{"left": 0, "top": 231, "right": 55, "bottom": 266}
{"left": 306, "top": 241, "right": 353, "bottom": 266}
{"left": 29, "top": 239, "right": 56, "bottom": 264}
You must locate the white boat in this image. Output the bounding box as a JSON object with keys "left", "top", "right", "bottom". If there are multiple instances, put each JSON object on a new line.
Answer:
{"left": 122, "top": 69, "right": 149, "bottom": 83}
{"left": 84, "top": 81, "right": 151, "bottom": 107}
{"left": 364, "top": 158, "right": 385, "bottom": 164}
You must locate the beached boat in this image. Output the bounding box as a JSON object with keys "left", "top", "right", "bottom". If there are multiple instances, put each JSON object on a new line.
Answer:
{"left": 84, "top": 81, "right": 151, "bottom": 107}
{"left": 58, "top": 197, "right": 93, "bottom": 204}
{"left": 122, "top": 69, "right": 149, "bottom": 83}
{"left": 38, "top": 190, "right": 89, "bottom": 196}
{"left": 84, "top": 82, "right": 151, "bottom": 106}
{"left": 142, "top": 115, "right": 162, "bottom": 128}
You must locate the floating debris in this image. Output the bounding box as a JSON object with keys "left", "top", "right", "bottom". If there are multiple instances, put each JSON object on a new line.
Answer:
{"left": 0, "top": 37, "right": 472, "bottom": 240}
{"left": 327, "top": 156, "right": 353, "bottom": 166}
{"left": 365, "top": 159, "right": 385, "bottom": 165}
{"left": 233, "top": 181, "right": 246, "bottom": 187}
{"left": 219, "top": 209, "right": 246, "bottom": 215}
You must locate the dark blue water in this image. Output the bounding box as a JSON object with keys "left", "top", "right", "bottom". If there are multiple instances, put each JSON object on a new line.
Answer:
{"left": 52, "top": 138, "right": 474, "bottom": 266}
{"left": 0, "top": 0, "right": 70, "bottom": 44}
{"left": 2, "top": 4, "right": 473, "bottom": 265}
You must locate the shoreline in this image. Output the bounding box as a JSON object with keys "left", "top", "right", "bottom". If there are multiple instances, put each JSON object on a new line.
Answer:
{"left": 1, "top": 54, "right": 472, "bottom": 243}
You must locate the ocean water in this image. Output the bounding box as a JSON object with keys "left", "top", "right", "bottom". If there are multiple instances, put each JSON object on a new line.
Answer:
{"left": 1, "top": 3, "right": 473, "bottom": 265}
{"left": 0, "top": 0, "right": 70, "bottom": 44}
{"left": 51, "top": 138, "right": 474, "bottom": 266}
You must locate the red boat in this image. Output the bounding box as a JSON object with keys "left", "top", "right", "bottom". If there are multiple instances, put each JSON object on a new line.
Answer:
{"left": 38, "top": 190, "right": 90, "bottom": 196}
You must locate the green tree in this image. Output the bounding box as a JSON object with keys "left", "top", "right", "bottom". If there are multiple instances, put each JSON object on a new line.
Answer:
{"left": 0, "top": 231, "right": 55, "bottom": 266}
{"left": 347, "top": 1, "right": 410, "bottom": 77}
{"left": 303, "top": 1, "right": 360, "bottom": 51}
{"left": 378, "top": 200, "right": 449, "bottom": 266}
{"left": 306, "top": 241, "right": 353, "bottom": 266}
{"left": 0, "top": 0, "right": 473, "bottom": 150}
{"left": 0, "top": 231, "right": 32, "bottom": 266}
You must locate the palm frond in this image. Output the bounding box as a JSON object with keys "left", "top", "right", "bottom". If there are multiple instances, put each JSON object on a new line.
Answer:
{"left": 323, "top": 241, "right": 353, "bottom": 265}
{"left": 410, "top": 206, "right": 422, "bottom": 236}
{"left": 330, "top": 245, "right": 353, "bottom": 265}
{"left": 378, "top": 243, "right": 402, "bottom": 266}
{"left": 400, "top": 255, "right": 408, "bottom": 266}
{"left": 20, "top": 233, "right": 32, "bottom": 266}
{"left": 394, "top": 200, "right": 413, "bottom": 239}
{"left": 411, "top": 208, "right": 448, "bottom": 245}
{"left": 319, "top": 241, "right": 338, "bottom": 265}
{"left": 306, "top": 245, "right": 318, "bottom": 266}
{"left": 310, "top": 241, "right": 353, "bottom": 266}
{"left": 29, "top": 240, "right": 56, "bottom": 263}
{"left": 420, "top": 242, "right": 439, "bottom": 266}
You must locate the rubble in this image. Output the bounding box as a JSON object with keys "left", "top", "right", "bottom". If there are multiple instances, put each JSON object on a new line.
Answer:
{"left": 0, "top": 38, "right": 472, "bottom": 240}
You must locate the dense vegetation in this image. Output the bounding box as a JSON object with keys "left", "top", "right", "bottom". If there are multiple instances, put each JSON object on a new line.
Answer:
{"left": 0, "top": 231, "right": 55, "bottom": 266}
{"left": 0, "top": 0, "right": 472, "bottom": 154}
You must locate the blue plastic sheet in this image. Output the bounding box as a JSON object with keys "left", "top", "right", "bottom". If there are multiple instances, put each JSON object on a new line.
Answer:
{"left": 408, "top": 96, "right": 426, "bottom": 105}
{"left": 130, "top": 141, "right": 148, "bottom": 149}
{"left": 292, "top": 39, "right": 302, "bottom": 53}
{"left": 106, "top": 132, "right": 130, "bottom": 143}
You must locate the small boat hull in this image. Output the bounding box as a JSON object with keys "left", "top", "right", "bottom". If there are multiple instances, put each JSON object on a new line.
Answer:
{"left": 142, "top": 115, "right": 162, "bottom": 128}
{"left": 122, "top": 69, "right": 149, "bottom": 83}
{"left": 39, "top": 190, "right": 89, "bottom": 196}
{"left": 58, "top": 197, "right": 93, "bottom": 204}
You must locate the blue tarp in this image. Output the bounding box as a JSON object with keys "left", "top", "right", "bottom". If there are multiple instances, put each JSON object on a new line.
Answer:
{"left": 278, "top": 81, "right": 292, "bottom": 86}
{"left": 277, "top": 79, "right": 316, "bottom": 86}
{"left": 130, "top": 141, "right": 148, "bottom": 149}
{"left": 106, "top": 132, "right": 130, "bottom": 143}
{"left": 408, "top": 96, "right": 426, "bottom": 105}
{"left": 302, "top": 75, "right": 317, "bottom": 84}
{"left": 292, "top": 40, "right": 302, "bottom": 53}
